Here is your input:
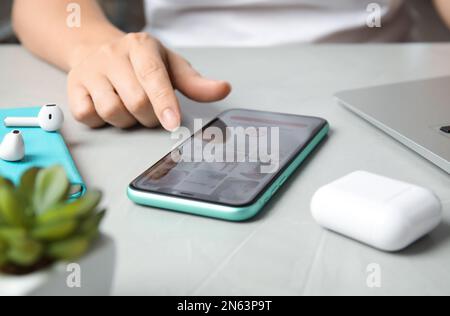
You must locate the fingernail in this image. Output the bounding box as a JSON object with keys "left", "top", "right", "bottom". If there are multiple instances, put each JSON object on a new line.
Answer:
{"left": 162, "top": 108, "right": 180, "bottom": 132}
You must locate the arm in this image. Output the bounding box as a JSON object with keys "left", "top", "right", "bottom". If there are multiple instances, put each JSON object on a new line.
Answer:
{"left": 13, "top": 0, "right": 122, "bottom": 71}
{"left": 12, "top": 0, "right": 231, "bottom": 130}
{"left": 434, "top": 0, "right": 450, "bottom": 29}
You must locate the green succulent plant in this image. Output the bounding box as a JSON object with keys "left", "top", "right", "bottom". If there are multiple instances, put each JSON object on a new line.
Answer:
{"left": 0, "top": 166, "right": 105, "bottom": 275}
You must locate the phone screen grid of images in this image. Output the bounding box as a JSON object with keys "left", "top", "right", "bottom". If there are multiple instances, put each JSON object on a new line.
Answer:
{"left": 142, "top": 121, "right": 312, "bottom": 205}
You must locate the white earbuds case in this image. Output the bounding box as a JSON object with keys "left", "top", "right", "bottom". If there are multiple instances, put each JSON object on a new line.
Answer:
{"left": 311, "top": 171, "right": 442, "bottom": 252}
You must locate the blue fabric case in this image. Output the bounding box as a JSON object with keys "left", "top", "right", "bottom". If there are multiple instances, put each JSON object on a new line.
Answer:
{"left": 0, "top": 107, "right": 85, "bottom": 198}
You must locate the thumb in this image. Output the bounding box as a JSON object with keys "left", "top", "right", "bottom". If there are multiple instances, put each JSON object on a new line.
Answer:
{"left": 168, "top": 51, "right": 232, "bottom": 103}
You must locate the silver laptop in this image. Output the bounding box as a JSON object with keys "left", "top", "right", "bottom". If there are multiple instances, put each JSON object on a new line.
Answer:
{"left": 335, "top": 76, "right": 450, "bottom": 174}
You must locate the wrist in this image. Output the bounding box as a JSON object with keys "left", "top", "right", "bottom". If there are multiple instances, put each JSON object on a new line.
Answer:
{"left": 67, "top": 26, "right": 125, "bottom": 69}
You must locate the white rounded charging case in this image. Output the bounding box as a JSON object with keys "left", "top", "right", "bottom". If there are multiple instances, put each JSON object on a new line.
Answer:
{"left": 311, "top": 171, "right": 442, "bottom": 252}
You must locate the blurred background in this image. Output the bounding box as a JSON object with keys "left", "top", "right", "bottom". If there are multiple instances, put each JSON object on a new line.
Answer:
{"left": 1, "top": 0, "right": 450, "bottom": 44}
{"left": 0, "top": 0, "right": 146, "bottom": 43}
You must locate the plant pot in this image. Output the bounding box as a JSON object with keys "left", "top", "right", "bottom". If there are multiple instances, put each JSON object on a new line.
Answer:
{"left": 0, "top": 234, "right": 115, "bottom": 296}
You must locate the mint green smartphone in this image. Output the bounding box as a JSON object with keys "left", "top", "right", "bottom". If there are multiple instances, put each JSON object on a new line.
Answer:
{"left": 128, "top": 109, "right": 329, "bottom": 221}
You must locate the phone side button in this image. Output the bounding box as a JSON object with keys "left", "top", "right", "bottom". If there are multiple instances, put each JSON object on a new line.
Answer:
{"left": 271, "top": 183, "right": 282, "bottom": 196}
{"left": 263, "top": 176, "right": 289, "bottom": 204}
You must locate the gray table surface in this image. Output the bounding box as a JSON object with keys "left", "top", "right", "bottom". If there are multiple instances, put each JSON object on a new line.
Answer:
{"left": 0, "top": 44, "right": 449, "bottom": 296}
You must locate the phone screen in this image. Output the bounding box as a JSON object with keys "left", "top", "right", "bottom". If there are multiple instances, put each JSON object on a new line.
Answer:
{"left": 131, "top": 109, "right": 327, "bottom": 207}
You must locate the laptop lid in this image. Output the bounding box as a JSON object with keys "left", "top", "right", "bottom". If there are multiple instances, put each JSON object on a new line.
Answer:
{"left": 335, "top": 76, "right": 450, "bottom": 174}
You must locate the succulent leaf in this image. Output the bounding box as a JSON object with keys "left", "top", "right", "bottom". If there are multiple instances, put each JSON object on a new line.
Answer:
{"left": 47, "top": 236, "right": 90, "bottom": 261}
{"left": 0, "top": 252, "right": 6, "bottom": 267}
{"left": 31, "top": 219, "right": 78, "bottom": 242}
{"left": 0, "top": 227, "right": 27, "bottom": 244}
{"left": 0, "top": 176, "right": 10, "bottom": 225}
{"left": 0, "top": 177, "right": 14, "bottom": 189}
{"left": 79, "top": 209, "right": 106, "bottom": 235}
{"left": 0, "top": 236, "right": 7, "bottom": 266}
{"left": 33, "top": 166, "right": 70, "bottom": 213}
{"left": 0, "top": 236, "right": 7, "bottom": 250}
{"left": 0, "top": 186, "right": 29, "bottom": 228}
{"left": 0, "top": 237, "right": 6, "bottom": 250}
{"left": 18, "top": 167, "right": 40, "bottom": 203}
{"left": 7, "top": 239, "right": 43, "bottom": 267}
{"left": 37, "top": 190, "right": 102, "bottom": 224}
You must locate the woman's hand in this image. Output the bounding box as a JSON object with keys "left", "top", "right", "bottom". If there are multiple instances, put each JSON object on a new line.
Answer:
{"left": 67, "top": 33, "right": 231, "bottom": 131}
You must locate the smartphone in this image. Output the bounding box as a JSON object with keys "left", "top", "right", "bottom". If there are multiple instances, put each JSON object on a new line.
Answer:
{"left": 128, "top": 109, "right": 329, "bottom": 221}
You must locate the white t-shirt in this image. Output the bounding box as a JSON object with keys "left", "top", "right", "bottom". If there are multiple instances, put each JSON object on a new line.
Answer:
{"left": 144, "top": 0, "right": 410, "bottom": 47}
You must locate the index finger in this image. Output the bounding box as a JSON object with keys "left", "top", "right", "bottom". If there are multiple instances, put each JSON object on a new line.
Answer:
{"left": 129, "top": 37, "right": 180, "bottom": 131}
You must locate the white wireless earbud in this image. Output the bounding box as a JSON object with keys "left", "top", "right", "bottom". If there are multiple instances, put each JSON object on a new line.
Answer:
{"left": 0, "top": 130, "right": 25, "bottom": 162}
{"left": 4, "top": 104, "right": 64, "bottom": 132}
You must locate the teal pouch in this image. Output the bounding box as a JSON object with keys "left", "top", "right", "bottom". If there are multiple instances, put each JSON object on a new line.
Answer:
{"left": 0, "top": 107, "right": 85, "bottom": 198}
